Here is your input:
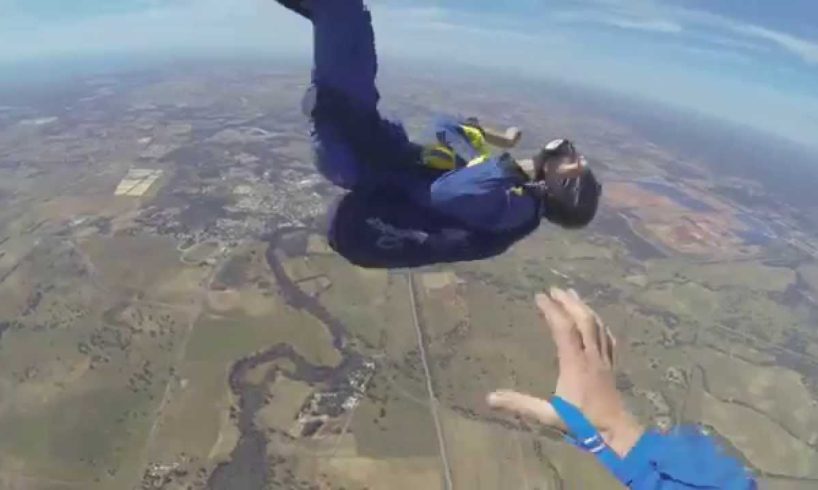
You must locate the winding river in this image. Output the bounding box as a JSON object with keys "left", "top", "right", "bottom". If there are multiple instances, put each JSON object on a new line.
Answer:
{"left": 208, "top": 228, "right": 364, "bottom": 489}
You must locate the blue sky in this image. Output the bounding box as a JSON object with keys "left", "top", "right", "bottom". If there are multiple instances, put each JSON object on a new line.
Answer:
{"left": 2, "top": 0, "right": 817, "bottom": 148}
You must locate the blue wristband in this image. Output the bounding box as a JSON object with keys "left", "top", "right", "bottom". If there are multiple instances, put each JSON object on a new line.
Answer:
{"left": 550, "top": 396, "right": 628, "bottom": 482}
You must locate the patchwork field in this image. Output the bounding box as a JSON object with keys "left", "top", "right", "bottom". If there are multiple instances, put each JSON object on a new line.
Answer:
{"left": 0, "top": 63, "right": 816, "bottom": 490}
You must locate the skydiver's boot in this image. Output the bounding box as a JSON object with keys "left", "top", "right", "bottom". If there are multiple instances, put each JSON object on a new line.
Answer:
{"left": 275, "top": 0, "right": 312, "bottom": 20}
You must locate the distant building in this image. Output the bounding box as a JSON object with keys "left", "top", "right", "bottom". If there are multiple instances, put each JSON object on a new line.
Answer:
{"left": 293, "top": 359, "right": 376, "bottom": 439}
{"left": 115, "top": 169, "right": 164, "bottom": 197}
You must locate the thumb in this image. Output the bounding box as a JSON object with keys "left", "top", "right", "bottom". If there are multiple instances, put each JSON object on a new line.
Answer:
{"left": 487, "top": 390, "right": 565, "bottom": 429}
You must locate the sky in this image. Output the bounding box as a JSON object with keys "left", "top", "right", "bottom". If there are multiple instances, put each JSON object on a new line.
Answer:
{"left": 1, "top": 0, "right": 817, "bottom": 148}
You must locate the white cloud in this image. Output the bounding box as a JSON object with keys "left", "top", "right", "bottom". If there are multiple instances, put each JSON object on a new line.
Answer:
{"left": 553, "top": 10, "right": 682, "bottom": 33}
{"left": 696, "top": 33, "right": 768, "bottom": 54}
{"left": 603, "top": 17, "right": 681, "bottom": 33}
{"left": 553, "top": 0, "right": 818, "bottom": 65}
{"left": 419, "top": 20, "right": 542, "bottom": 43}
{"left": 728, "top": 24, "right": 818, "bottom": 65}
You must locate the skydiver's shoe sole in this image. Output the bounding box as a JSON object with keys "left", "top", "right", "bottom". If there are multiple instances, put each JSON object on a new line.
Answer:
{"left": 276, "top": 0, "right": 312, "bottom": 20}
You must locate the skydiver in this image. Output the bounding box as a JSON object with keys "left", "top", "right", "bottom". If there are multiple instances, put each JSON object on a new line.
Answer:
{"left": 274, "top": 0, "right": 601, "bottom": 268}
{"left": 271, "top": 3, "right": 758, "bottom": 487}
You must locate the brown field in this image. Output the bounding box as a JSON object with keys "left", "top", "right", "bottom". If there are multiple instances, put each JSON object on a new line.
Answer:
{"left": 700, "top": 391, "right": 818, "bottom": 478}
{"left": 690, "top": 347, "right": 818, "bottom": 442}
{"left": 255, "top": 376, "right": 313, "bottom": 434}
{"left": 79, "top": 234, "right": 188, "bottom": 296}
{"left": 604, "top": 181, "right": 764, "bottom": 258}
{"left": 439, "top": 409, "right": 565, "bottom": 490}
{"left": 606, "top": 182, "right": 678, "bottom": 209}
{"left": 2, "top": 64, "right": 818, "bottom": 490}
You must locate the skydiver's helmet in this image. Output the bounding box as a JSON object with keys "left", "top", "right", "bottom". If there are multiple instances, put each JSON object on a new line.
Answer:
{"left": 535, "top": 139, "right": 602, "bottom": 229}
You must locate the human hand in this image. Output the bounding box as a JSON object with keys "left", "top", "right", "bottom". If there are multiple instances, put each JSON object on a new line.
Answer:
{"left": 487, "top": 288, "right": 644, "bottom": 457}
{"left": 504, "top": 127, "right": 523, "bottom": 147}
{"left": 482, "top": 125, "right": 523, "bottom": 149}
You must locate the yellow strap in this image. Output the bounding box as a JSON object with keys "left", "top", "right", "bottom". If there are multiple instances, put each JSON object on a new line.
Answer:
{"left": 423, "top": 145, "right": 457, "bottom": 170}
{"left": 462, "top": 125, "right": 489, "bottom": 156}
{"left": 422, "top": 125, "right": 492, "bottom": 170}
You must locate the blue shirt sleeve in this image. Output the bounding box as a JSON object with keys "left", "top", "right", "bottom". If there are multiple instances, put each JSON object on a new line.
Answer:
{"left": 619, "top": 429, "right": 757, "bottom": 490}
{"left": 550, "top": 397, "right": 757, "bottom": 490}
{"left": 428, "top": 156, "right": 539, "bottom": 233}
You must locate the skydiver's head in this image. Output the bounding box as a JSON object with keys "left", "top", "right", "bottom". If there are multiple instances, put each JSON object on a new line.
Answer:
{"left": 532, "top": 139, "right": 602, "bottom": 229}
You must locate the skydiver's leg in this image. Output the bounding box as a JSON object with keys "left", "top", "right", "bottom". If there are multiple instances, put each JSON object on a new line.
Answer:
{"left": 276, "top": 0, "right": 311, "bottom": 20}
{"left": 311, "top": 0, "right": 379, "bottom": 110}
{"left": 307, "top": 0, "right": 379, "bottom": 188}
{"left": 280, "top": 0, "right": 420, "bottom": 189}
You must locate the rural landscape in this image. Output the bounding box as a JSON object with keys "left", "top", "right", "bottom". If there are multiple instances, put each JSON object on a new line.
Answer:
{"left": 0, "top": 61, "right": 816, "bottom": 489}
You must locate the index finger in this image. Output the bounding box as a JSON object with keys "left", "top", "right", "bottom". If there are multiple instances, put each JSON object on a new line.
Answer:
{"left": 536, "top": 293, "right": 583, "bottom": 370}
{"left": 551, "top": 288, "right": 602, "bottom": 360}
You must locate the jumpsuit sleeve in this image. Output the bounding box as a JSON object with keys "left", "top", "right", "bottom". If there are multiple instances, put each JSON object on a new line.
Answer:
{"left": 619, "top": 429, "right": 757, "bottom": 490}
{"left": 551, "top": 396, "right": 757, "bottom": 490}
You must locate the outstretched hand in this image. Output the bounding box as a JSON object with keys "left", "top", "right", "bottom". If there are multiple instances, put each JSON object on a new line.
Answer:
{"left": 482, "top": 125, "right": 523, "bottom": 149}
{"left": 487, "top": 288, "right": 644, "bottom": 457}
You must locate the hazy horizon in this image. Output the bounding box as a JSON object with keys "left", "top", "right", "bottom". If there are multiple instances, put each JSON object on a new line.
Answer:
{"left": 2, "top": 0, "right": 817, "bottom": 150}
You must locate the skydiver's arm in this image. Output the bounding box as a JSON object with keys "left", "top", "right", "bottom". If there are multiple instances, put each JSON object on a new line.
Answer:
{"left": 488, "top": 290, "right": 757, "bottom": 490}
{"left": 433, "top": 118, "right": 521, "bottom": 174}
{"left": 483, "top": 126, "right": 522, "bottom": 149}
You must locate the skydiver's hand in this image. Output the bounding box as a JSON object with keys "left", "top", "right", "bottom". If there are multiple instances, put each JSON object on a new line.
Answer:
{"left": 482, "top": 125, "right": 523, "bottom": 149}
{"left": 487, "top": 288, "right": 644, "bottom": 457}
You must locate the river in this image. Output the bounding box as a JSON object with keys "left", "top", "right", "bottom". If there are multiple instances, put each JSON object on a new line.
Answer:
{"left": 207, "top": 227, "right": 364, "bottom": 490}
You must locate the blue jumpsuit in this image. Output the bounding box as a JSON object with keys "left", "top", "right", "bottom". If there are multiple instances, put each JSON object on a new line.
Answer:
{"left": 307, "top": 0, "right": 539, "bottom": 234}
{"left": 298, "top": 1, "right": 758, "bottom": 488}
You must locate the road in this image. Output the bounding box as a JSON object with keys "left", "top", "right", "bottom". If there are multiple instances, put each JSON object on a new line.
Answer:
{"left": 407, "top": 272, "right": 454, "bottom": 490}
